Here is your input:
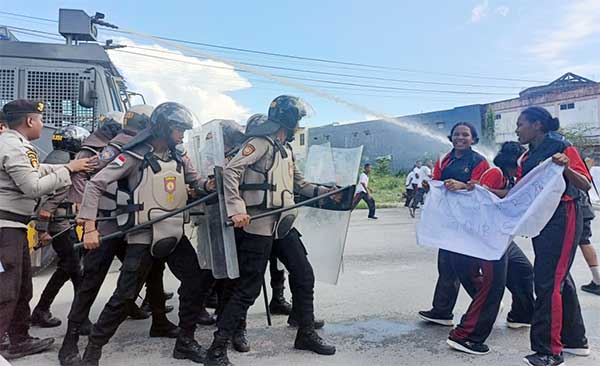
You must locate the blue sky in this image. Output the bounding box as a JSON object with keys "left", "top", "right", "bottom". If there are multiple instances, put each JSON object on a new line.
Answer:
{"left": 3, "top": 0, "right": 600, "bottom": 126}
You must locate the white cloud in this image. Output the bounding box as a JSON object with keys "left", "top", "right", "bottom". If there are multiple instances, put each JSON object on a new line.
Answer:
{"left": 529, "top": 0, "right": 600, "bottom": 62}
{"left": 470, "top": 1, "right": 489, "bottom": 23}
{"left": 494, "top": 5, "right": 510, "bottom": 17}
{"left": 107, "top": 38, "right": 252, "bottom": 126}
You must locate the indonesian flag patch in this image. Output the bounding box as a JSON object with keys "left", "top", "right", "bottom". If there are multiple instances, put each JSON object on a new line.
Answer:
{"left": 114, "top": 154, "right": 127, "bottom": 167}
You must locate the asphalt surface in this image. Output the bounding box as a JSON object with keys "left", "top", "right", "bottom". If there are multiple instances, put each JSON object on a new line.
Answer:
{"left": 12, "top": 208, "right": 600, "bottom": 366}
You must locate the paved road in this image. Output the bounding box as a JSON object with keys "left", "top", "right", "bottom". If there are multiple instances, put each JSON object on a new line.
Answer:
{"left": 13, "top": 208, "right": 600, "bottom": 365}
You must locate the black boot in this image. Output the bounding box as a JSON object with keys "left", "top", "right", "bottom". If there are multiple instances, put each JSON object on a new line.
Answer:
{"left": 198, "top": 308, "right": 217, "bottom": 326}
{"left": 4, "top": 336, "right": 54, "bottom": 360}
{"left": 81, "top": 341, "right": 102, "bottom": 366}
{"left": 172, "top": 331, "right": 206, "bottom": 363}
{"left": 150, "top": 314, "right": 180, "bottom": 338}
{"left": 31, "top": 307, "right": 62, "bottom": 328}
{"left": 58, "top": 323, "right": 81, "bottom": 366}
{"left": 125, "top": 300, "right": 150, "bottom": 320}
{"left": 232, "top": 319, "right": 249, "bottom": 353}
{"left": 80, "top": 318, "right": 93, "bottom": 336}
{"left": 294, "top": 324, "right": 336, "bottom": 355}
{"left": 288, "top": 316, "right": 325, "bottom": 329}
{"left": 205, "top": 333, "right": 232, "bottom": 366}
{"left": 269, "top": 287, "right": 292, "bottom": 315}
{"left": 205, "top": 291, "right": 219, "bottom": 309}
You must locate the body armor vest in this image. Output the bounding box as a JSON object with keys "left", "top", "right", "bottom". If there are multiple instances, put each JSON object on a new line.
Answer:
{"left": 240, "top": 137, "right": 297, "bottom": 238}
{"left": 97, "top": 141, "right": 126, "bottom": 212}
{"left": 240, "top": 137, "right": 295, "bottom": 209}
{"left": 118, "top": 145, "right": 188, "bottom": 257}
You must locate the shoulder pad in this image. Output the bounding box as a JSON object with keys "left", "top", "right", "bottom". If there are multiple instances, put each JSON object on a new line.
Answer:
{"left": 124, "top": 143, "right": 152, "bottom": 161}
{"left": 43, "top": 149, "right": 71, "bottom": 164}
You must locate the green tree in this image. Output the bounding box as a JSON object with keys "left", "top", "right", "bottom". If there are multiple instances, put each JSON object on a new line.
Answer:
{"left": 561, "top": 123, "right": 595, "bottom": 157}
{"left": 374, "top": 155, "right": 392, "bottom": 176}
{"left": 482, "top": 106, "right": 496, "bottom": 144}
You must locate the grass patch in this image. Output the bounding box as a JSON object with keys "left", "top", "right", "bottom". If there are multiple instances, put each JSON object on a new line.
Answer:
{"left": 354, "top": 174, "right": 407, "bottom": 209}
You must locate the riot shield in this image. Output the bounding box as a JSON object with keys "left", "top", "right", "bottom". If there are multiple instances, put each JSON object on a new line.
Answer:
{"left": 186, "top": 120, "right": 239, "bottom": 279}
{"left": 294, "top": 143, "right": 363, "bottom": 285}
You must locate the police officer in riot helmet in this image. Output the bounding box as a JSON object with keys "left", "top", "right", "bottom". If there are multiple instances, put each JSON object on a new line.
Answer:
{"left": 248, "top": 114, "right": 294, "bottom": 313}
{"left": 205, "top": 96, "right": 335, "bottom": 366}
{"left": 221, "top": 120, "right": 246, "bottom": 159}
{"left": 30, "top": 125, "right": 90, "bottom": 329}
{"left": 77, "top": 102, "right": 216, "bottom": 365}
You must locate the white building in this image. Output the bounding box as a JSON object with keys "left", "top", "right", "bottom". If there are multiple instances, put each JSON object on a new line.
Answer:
{"left": 289, "top": 127, "right": 308, "bottom": 160}
{"left": 492, "top": 73, "right": 600, "bottom": 144}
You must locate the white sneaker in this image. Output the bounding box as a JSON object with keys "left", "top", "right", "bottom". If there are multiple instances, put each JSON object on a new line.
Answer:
{"left": 563, "top": 345, "right": 591, "bottom": 357}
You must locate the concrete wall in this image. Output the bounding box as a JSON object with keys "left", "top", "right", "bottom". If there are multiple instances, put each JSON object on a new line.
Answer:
{"left": 307, "top": 105, "right": 486, "bottom": 172}
{"left": 492, "top": 85, "right": 600, "bottom": 143}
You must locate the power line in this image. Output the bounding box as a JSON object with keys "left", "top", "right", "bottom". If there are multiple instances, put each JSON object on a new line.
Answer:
{"left": 125, "top": 45, "right": 525, "bottom": 90}
{"left": 4, "top": 24, "right": 525, "bottom": 91}
{"left": 111, "top": 49, "right": 513, "bottom": 96}
{"left": 0, "top": 10, "right": 548, "bottom": 83}
{"left": 4, "top": 24, "right": 514, "bottom": 98}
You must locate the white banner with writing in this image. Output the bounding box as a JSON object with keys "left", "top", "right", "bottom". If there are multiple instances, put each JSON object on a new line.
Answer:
{"left": 416, "top": 159, "right": 565, "bottom": 260}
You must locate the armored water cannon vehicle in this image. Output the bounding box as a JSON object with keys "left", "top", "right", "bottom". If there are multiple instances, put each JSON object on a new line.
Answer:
{"left": 0, "top": 9, "right": 144, "bottom": 273}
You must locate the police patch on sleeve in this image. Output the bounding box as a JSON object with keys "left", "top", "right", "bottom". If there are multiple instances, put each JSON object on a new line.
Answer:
{"left": 242, "top": 144, "right": 255, "bottom": 157}
{"left": 26, "top": 149, "right": 39, "bottom": 168}
{"left": 101, "top": 149, "right": 116, "bottom": 162}
{"left": 114, "top": 154, "right": 127, "bottom": 166}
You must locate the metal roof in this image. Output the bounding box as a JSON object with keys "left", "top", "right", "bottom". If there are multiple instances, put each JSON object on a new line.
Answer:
{"left": 520, "top": 72, "right": 597, "bottom": 98}
{"left": 0, "top": 40, "right": 122, "bottom": 77}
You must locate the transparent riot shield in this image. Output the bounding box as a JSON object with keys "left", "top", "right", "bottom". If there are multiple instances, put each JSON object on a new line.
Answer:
{"left": 294, "top": 143, "right": 363, "bottom": 285}
{"left": 186, "top": 120, "right": 239, "bottom": 279}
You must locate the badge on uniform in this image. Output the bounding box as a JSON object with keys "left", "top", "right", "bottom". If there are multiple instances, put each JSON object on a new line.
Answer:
{"left": 101, "top": 149, "right": 116, "bottom": 162}
{"left": 242, "top": 144, "right": 255, "bottom": 156}
{"left": 464, "top": 167, "right": 470, "bottom": 173}
{"left": 164, "top": 176, "right": 177, "bottom": 203}
{"left": 114, "top": 154, "right": 126, "bottom": 166}
{"left": 26, "top": 149, "right": 39, "bottom": 168}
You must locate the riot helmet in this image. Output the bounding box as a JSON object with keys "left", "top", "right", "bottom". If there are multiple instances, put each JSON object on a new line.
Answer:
{"left": 220, "top": 120, "right": 245, "bottom": 151}
{"left": 98, "top": 111, "right": 124, "bottom": 140}
{"left": 123, "top": 104, "right": 154, "bottom": 131}
{"left": 244, "top": 113, "right": 277, "bottom": 137}
{"left": 124, "top": 102, "right": 196, "bottom": 150}
{"left": 267, "top": 95, "right": 312, "bottom": 141}
{"left": 52, "top": 125, "right": 91, "bottom": 153}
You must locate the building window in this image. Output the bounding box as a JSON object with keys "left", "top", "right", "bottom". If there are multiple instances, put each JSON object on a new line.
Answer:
{"left": 299, "top": 133, "right": 305, "bottom": 146}
{"left": 560, "top": 102, "right": 575, "bottom": 110}
{"left": 495, "top": 114, "right": 501, "bottom": 120}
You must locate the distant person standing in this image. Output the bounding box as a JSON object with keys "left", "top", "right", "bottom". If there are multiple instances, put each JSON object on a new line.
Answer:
{"left": 578, "top": 157, "right": 600, "bottom": 295}
{"left": 353, "top": 163, "right": 377, "bottom": 219}
{"left": 404, "top": 168, "right": 416, "bottom": 207}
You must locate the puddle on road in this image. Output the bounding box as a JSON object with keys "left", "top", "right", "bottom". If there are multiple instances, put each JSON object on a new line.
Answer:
{"left": 325, "top": 318, "right": 418, "bottom": 343}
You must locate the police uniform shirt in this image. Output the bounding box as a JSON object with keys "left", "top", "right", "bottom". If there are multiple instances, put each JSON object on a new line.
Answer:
{"left": 68, "top": 148, "right": 100, "bottom": 205}
{"left": 78, "top": 144, "right": 208, "bottom": 244}
{"left": 223, "top": 136, "right": 328, "bottom": 237}
{"left": 36, "top": 187, "right": 72, "bottom": 233}
{"left": 0, "top": 129, "right": 72, "bottom": 229}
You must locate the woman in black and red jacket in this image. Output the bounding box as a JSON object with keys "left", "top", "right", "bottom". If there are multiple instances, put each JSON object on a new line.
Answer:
{"left": 516, "top": 107, "right": 590, "bottom": 366}
{"left": 418, "top": 123, "right": 492, "bottom": 347}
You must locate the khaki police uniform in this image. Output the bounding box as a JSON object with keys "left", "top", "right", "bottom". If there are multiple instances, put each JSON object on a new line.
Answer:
{"left": 65, "top": 130, "right": 169, "bottom": 331}
{"left": 216, "top": 136, "right": 327, "bottom": 339}
{"left": 77, "top": 143, "right": 214, "bottom": 346}
{"left": 0, "top": 118, "right": 71, "bottom": 345}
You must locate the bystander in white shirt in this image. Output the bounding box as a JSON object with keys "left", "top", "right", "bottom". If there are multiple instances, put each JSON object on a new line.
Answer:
{"left": 356, "top": 172, "right": 369, "bottom": 194}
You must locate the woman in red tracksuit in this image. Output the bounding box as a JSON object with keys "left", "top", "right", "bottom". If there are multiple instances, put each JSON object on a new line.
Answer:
{"left": 419, "top": 124, "right": 489, "bottom": 330}
{"left": 478, "top": 142, "right": 535, "bottom": 329}
{"left": 516, "top": 107, "right": 590, "bottom": 366}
